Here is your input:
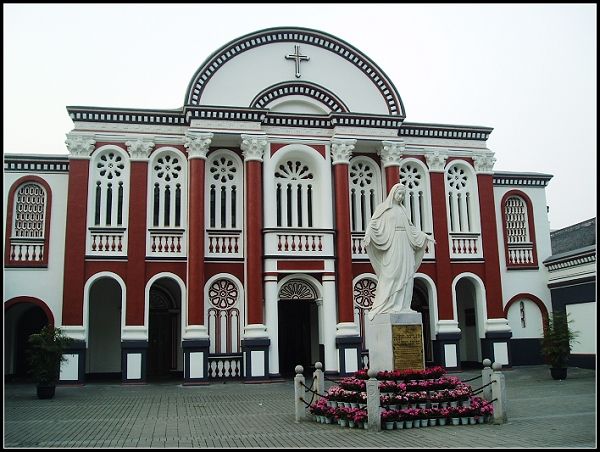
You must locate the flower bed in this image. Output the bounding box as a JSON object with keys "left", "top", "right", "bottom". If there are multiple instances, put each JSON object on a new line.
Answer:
{"left": 309, "top": 366, "right": 494, "bottom": 430}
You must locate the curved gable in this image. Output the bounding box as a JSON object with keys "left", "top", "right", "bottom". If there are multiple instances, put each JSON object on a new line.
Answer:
{"left": 185, "top": 27, "right": 405, "bottom": 117}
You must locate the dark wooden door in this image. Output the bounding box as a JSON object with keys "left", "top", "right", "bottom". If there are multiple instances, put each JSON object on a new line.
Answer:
{"left": 278, "top": 301, "right": 311, "bottom": 377}
{"left": 148, "top": 311, "right": 172, "bottom": 378}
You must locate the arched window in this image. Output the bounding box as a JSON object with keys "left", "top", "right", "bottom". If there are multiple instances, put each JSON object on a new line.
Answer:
{"left": 501, "top": 191, "right": 539, "bottom": 268}
{"left": 91, "top": 149, "right": 127, "bottom": 227}
{"left": 399, "top": 159, "right": 433, "bottom": 234}
{"left": 275, "top": 159, "right": 315, "bottom": 228}
{"left": 207, "top": 277, "right": 242, "bottom": 354}
{"left": 445, "top": 162, "right": 479, "bottom": 233}
{"left": 349, "top": 157, "right": 382, "bottom": 233}
{"left": 147, "top": 148, "right": 187, "bottom": 256}
{"left": 5, "top": 177, "right": 52, "bottom": 267}
{"left": 205, "top": 149, "right": 244, "bottom": 258}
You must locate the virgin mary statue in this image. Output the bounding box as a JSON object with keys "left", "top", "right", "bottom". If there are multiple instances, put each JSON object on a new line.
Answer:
{"left": 364, "top": 183, "right": 435, "bottom": 320}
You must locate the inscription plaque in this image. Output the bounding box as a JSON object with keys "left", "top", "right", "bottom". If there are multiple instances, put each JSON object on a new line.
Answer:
{"left": 392, "top": 324, "right": 424, "bottom": 370}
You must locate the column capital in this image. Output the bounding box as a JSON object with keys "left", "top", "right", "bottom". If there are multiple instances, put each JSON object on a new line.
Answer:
{"left": 425, "top": 150, "right": 449, "bottom": 172}
{"left": 65, "top": 133, "right": 96, "bottom": 159}
{"left": 184, "top": 132, "right": 213, "bottom": 160}
{"left": 241, "top": 134, "right": 268, "bottom": 162}
{"left": 126, "top": 139, "right": 155, "bottom": 161}
{"left": 473, "top": 152, "right": 496, "bottom": 174}
{"left": 378, "top": 140, "right": 405, "bottom": 167}
{"left": 330, "top": 137, "right": 356, "bottom": 165}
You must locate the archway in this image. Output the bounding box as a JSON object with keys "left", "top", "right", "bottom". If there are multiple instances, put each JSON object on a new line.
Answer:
{"left": 5, "top": 300, "right": 51, "bottom": 381}
{"left": 456, "top": 278, "right": 482, "bottom": 368}
{"left": 86, "top": 277, "right": 122, "bottom": 380}
{"left": 147, "top": 278, "right": 182, "bottom": 380}
{"left": 277, "top": 278, "right": 320, "bottom": 377}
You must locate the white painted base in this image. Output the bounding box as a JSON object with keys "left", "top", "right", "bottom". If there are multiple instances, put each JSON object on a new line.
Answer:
{"left": 59, "top": 353, "right": 79, "bottom": 381}
{"left": 243, "top": 324, "right": 268, "bottom": 339}
{"left": 189, "top": 352, "right": 204, "bottom": 378}
{"left": 126, "top": 353, "right": 142, "bottom": 380}
{"left": 444, "top": 343, "right": 458, "bottom": 367}
{"left": 493, "top": 342, "right": 509, "bottom": 365}
{"left": 366, "top": 312, "right": 423, "bottom": 372}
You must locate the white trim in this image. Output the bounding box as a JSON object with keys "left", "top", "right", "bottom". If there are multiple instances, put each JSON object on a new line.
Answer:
{"left": 414, "top": 273, "right": 439, "bottom": 339}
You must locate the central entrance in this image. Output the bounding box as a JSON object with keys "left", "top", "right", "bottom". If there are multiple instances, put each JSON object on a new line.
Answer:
{"left": 277, "top": 278, "right": 320, "bottom": 377}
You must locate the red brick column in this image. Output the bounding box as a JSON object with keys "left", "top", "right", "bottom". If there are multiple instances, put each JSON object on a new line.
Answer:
{"left": 184, "top": 133, "right": 213, "bottom": 326}
{"left": 474, "top": 154, "right": 504, "bottom": 318}
{"left": 426, "top": 151, "right": 454, "bottom": 321}
{"left": 125, "top": 139, "right": 154, "bottom": 326}
{"left": 241, "top": 134, "right": 268, "bottom": 326}
{"left": 62, "top": 135, "right": 95, "bottom": 325}
{"left": 331, "top": 138, "right": 356, "bottom": 323}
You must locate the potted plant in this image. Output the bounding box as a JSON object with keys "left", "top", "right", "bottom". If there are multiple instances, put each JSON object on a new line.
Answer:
{"left": 26, "top": 325, "right": 73, "bottom": 399}
{"left": 540, "top": 311, "right": 578, "bottom": 380}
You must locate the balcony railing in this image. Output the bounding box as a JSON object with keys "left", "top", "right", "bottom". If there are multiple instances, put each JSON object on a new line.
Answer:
{"left": 507, "top": 242, "right": 536, "bottom": 266}
{"left": 206, "top": 229, "right": 243, "bottom": 259}
{"left": 147, "top": 228, "right": 185, "bottom": 258}
{"left": 449, "top": 232, "right": 482, "bottom": 259}
{"left": 7, "top": 237, "right": 46, "bottom": 265}
{"left": 87, "top": 227, "right": 127, "bottom": 257}
{"left": 264, "top": 228, "right": 335, "bottom": 258}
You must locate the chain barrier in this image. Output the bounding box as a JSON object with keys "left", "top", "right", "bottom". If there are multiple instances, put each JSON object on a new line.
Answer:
{"left": 469, "top": 380, "right": 495, "bottom": 395}
{"left": 461, "top": 374, "right": 482, "bottom": 383}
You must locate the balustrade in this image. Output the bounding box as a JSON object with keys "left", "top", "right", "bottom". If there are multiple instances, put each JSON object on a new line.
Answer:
{"left": 449, "top": 232, "right": 482, "bottom": 259}
{"left": 87, "top": 227, "right": 127, "bottom": 257}
{"left": 264, "top": 228, "right": 334, "bottom": 258}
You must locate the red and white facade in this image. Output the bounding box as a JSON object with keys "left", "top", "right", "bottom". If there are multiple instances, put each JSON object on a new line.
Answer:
{"left": 4, "top": 27, "right": 555, "bottom": 384}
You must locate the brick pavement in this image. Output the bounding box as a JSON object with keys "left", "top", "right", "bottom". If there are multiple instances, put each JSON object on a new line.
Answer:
{"left": 3, "top": 365, "right": 596, "bottom": 448}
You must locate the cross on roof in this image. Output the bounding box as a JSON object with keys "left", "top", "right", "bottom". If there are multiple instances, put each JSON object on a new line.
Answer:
{"left": 285, "top": 45, "right": 310, "bottom": 78}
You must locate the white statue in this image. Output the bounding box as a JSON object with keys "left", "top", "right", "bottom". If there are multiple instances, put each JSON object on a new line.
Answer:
{"left": 365, "top": 183, "right": 435, "bottom": 320}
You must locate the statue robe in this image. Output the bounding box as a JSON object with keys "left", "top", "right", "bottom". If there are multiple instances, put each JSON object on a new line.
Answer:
{"left": 364, "top": 194, "right": 429, "bottom": 320}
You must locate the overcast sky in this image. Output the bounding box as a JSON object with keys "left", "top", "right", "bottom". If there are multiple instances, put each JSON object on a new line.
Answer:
{"left": 4, "top": 4, "right": 596, "bottom": 230}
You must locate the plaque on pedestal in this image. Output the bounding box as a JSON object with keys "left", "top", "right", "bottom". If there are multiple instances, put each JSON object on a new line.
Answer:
{"left": 366, "top": 312, "right": 425, "bottom": 372}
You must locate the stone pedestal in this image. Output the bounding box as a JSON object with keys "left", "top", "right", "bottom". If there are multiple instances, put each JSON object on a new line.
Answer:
{"left": 366, "top": 312, "right": 425, "bottom": 372}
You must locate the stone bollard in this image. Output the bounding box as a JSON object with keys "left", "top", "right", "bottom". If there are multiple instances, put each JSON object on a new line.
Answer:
{"left": 481, "top": 358, "right": 493, "bottom": 402}
{"left": 313, "top": 362, "right": 324, "bottom": 402}
{"left": 294, "top": 365, "right": 306, "bottom": 423}
{"left": 366, "top": 368, "right": 381, "bottom": 431}
{"left": 491, "top": 362, "right": 508, "bottom": 424}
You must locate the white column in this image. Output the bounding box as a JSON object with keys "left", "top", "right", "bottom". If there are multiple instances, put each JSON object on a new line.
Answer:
{"left": 322, "top": 274, "right": 338, "bottom": 373}
{"left": 264, "top": 274, "right": 280, "bottom": 376}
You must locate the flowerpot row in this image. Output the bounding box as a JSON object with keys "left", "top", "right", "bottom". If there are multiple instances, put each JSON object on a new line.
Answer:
{"left": 383, "top": 415, "right": 489, "bottom": 430}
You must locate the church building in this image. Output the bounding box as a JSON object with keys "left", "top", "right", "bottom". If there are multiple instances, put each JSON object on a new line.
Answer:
{"left": 4, "top": 27, "right": 555, "bottom": 384}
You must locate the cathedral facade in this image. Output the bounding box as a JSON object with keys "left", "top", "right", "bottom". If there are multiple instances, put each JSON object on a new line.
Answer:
{"left": 4, "top": 27, "right": 554, "bottom": 384}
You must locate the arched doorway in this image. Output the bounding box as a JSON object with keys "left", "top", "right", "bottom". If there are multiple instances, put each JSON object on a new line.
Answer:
{"left": 456, "top": 278, "right": 482, "bottom": 368}
{"left": 411, "top": 280, "right": 433, "bottom": 365}
{"left": 147, "top": 278, "right": 182, "bottom": 380}
{"left": 277, "top": 278, "right": 320, "bottom": 377}
{"left": 87, "top": 277, "right": 122, "bottom": 381}
{"left": 5, "top": 300, "right": 51, "bottom": 381}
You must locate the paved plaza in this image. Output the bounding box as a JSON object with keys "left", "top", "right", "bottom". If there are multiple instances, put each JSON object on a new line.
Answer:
{"left": 4, "top": 365, "right": 596, "bottom": 448}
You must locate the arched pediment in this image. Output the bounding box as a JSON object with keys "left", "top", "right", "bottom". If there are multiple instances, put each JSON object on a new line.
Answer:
{"left": 185, "top": 27, "right": 405, "bottom": 117}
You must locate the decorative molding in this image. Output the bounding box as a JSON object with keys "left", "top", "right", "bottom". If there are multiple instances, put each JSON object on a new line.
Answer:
{"left": 126, "top": 139, "right": 155, "bottom": 161}
{"left": 4, "top": 156, "right": 69, "bottom": 173}
{"left": 378, "top": 140, "right": 405, "bottom": 167}
{"left": 240, "top": 134, "right": 268, "bottom": 162}
{"left": 330, "top": 138, "right": 356, "bottom": 165}
{"left": 185, "top": 27, "right": 404, "bottom": 116}
{"left": 400, "top": 122, "right": 493, "bottom": 141}
{"left": 473, "top": 152, "right": 496, "bottom": 174}
{"left": 250, "top": 81, "right": 349, "bottom": 113}
{"left": 65, "top": 134, "right": 96, "bottom": 159}
{"left": 184, "top": 132, "right": 213, "bottom": 160}
{"left": 493, "top": 172, "right": 553, "bottom": 187}
{"left": 425, "top": 150, "right": 448, "bottom": 172}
